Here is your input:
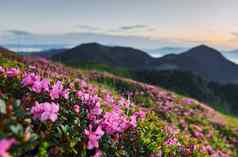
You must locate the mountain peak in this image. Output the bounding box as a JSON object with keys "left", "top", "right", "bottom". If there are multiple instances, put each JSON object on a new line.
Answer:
{"left": 190, "top": 44, "right": 219, "bottom": 52}
{"left": 79, "top": 42, "right": 104, "bottom": 47}
{"left": 183, "top": 44, "right": 223, "bottom": 58}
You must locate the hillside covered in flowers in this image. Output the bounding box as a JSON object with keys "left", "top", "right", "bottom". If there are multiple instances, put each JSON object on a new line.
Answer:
{"left": 0, "top": 51, "right": 238, "bottom": 157}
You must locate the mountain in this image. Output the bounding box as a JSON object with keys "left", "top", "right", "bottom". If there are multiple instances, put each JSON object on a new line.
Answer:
{"left": 51, "top": 43, "right": 238, "bottom": 84}
{"left": 0, "top": 46, "right": 20, "bottom": 60}
{"left": 19, "top": 48, "right": 68, "bottom": 58}
{"left": 52, "top": 42, "right": 152, "bottom": 69}
{"left": 154, "top": 45, "right": 238, "bottom": 84}
{"left": 145, "top": 47, "right": 188, "bottom": 57}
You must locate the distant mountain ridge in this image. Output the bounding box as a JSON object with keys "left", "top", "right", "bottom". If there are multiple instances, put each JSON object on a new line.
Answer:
{"left": 154, "top": 45, "right": 238, "bottom": 83}
{"left": 52, "top": 42, "right": 152, "bottom": 69}
{"left": 48, "top": 43, "right": 238, "bottom": 84}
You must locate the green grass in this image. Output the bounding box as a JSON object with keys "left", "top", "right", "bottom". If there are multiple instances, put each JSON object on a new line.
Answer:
{"left": 70, "top": 63, "right": 131, "bottom": 78}
{"left": 221, "top": 114, "right": 238, "bottom": 128}
{"left": 0, "top": 58, "right": 24, "bottom": 68}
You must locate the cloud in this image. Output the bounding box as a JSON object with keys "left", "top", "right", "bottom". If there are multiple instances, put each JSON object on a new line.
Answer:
{"left": 230, "top": 32, "right": 238, "bottom": 40}
{"left": 231, "top": 32, "right": 238, "bottom": 36}
{"left": 6, "top": 30, "right": 33, "bottom": 36}
{"left": 0, "top": 27, "right": 191, "bottom": 50}
{"left": 120, "top": 25, "right": 148, "bottom": 30}
{"left": 225, "top": 32, "right": 238, "bottom": 43}
{"left": 0, "top": 29, "right": 169, "bottom": 49}
{"left": 76, "top": 25, "right": 102, "bottom": 32}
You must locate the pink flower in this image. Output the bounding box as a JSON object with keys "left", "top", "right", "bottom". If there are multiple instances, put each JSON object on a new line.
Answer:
{"left": 92, "top": 149, "right": 102, "bottom": 157}
{"left": 31, "top": 101, "right": 59, "bottom": 122}
{"left": 164, "top": 137, "right": 179, "bottom": 146}
{"left": 183, "top": 98, "right": 193, "bottom": 104}
{"left": 101, "top": 111, "right": 130, "bottom": 134}
{"left": 118, "top": 97, "right": 130, "bottom": 108}
{"left": 134, "top": 111, "right": 146, "bottom": 119}
{"left": 149, "top": 154, "right": 159, "bottom": 157}
{"left": 22, "top": 73, "right": 39, "bottom": 87}
{"left": 104, "top": 93, "right": 114, "bottom": 105}
{"left": 50, "top": 81, "right": 63, "bottom": 100}
{"left": 84, "top": 125, "right": 104, "bottom": 150}
{"left": 76, "top": 90, "right": 83, "bottom": 97}
{"left": 91, "top": 102, "right": 102, "bottom": 115}
{"left": 129, "top": 115, "right": 137, "bottom": 128}
{"left": 31, "top": 79, "right": 42, "bottom": 93}
{"left": 61, "top": 88, "right": 69, "bottom": 99}
{"left": 0, "top": 138, "right": 17, "bottom": 157}
{"left": 79, "top": 79, "right": 88, "bottom": 88}
{"left": 73, "top": 105, "right": 80, "bottom": 113}
{"left": 0, "top": 66, "right": 5, "bottom": 74}
{"left": 31, "top": 78, "right": 50, "bottom": 93}
{"left": 40, "top": 79, "right": 50, "bottom": 92}
{"left": 6, "top": 68, "right": 20, "bottom": 77}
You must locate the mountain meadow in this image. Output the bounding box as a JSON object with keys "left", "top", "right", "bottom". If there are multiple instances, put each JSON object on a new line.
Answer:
{"left": 0, "top": 44, "right": 237, "bottom": 157}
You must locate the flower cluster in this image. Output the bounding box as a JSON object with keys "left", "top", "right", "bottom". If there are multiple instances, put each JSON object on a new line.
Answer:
{"left": 0, "top": 56, "right": 237, "bottom": 157}
{"left": 31, "top": 101, "right": 59, "bottom": 122}
{"left": 0, "top": 138, "right": 17, "bottom": 157}
{"left": 0, "top": 63, "right": 148, "bottom": 157}
{"left": 22, "top": 73, "right": 69, "bottom": 100}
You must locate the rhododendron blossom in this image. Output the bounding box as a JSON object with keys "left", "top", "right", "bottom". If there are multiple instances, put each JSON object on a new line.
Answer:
{"left": 129, "top": 115, "right": 137, "bottom": 128}
{"left": 92, "top": 149, "right": 102, "bottom": 157}
{"left": 0, "top": 138, "right": 17, "bottom": 157}
{"left": 84, "top": 125, "right": 104, "bottom": 150}
{"left": 31, "top": 101, "right": 59, "bottom": 122}
{"left": 134, "top": 111, "right": 146, "bottom": 119}
{"left": 50, "top": 81, "right": 63, "bottom": 100}
{"left": 101, "top": 110, "right": 130, "bottom": 134}
{"left": 22, "top": 73, "right": 39, "bottom": 87}
{"left": 183, "top": 98, "right": 193, "bottom": 105}
{"left": 0, "top": 66, "right": 5, "bottom": 74}
{"left": 73, "top": 104, "right": 80, "bottom": 113}
{"left": 6, "top": 68, "right": 20, "bottom": 77}
{"left": 61, "top": 88, "right": 69, "bottom": 99}
{"left": 164, "top": 137, "right": 179, "bottom": 146}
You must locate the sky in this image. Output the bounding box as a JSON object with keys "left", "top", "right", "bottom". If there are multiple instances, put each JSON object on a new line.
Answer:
{"left": 1, "top": 0, "right": 238, "bottom": 50}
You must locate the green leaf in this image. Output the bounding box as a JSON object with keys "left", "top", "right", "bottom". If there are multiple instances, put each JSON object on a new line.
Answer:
{"left": 0, "top": 99, "right": 6, "bottom": 114}
{"left": 10, "top": 124, "right": 24, "bottom": 135}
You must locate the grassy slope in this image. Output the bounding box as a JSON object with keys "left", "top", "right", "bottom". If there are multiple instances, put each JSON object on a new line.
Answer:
{"left": 72, "top": 63, "right": 238, "bottom": 117}
{"left": 1, "top": 52, "right": 238, "bottom": 156}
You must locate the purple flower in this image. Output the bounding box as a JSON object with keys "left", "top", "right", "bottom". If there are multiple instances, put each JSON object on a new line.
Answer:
{"left": 61, "top": 88, "right": 69, "bottom": 99}
{"left": 6, "top": 68, "right": 20, "bottom": 77}
{"left": 73, "top": 104, "right": 80, "bottom": 113}
{"left": 164, "top": 137, "right": 179, "bottom": 146}
{"left": 92, "top": 149, "right": 102, "bottom": 157}
{"left": 50, "top": 81, "right": 63, "bottom": 100}
{"left": 101, "top": 110, "right": 130, "bottom": 134}
{"left": 84, "top": 125, "right": 104, "bottom": 150}
{"left": 0, "top": 138, "right": 17, "bottom": 157}
{"left": 134, "top": 111, "right": 146, "bottom": 119}
{"left": 31, "top": 101, "right": 59, "bottom": 122}
{"left": 40, "top": 79, "right": 50, "bottom": 92}
{"left": 183, "top": 98, "right": 193, "bottom": 105}
{"left": 22, "top": 73, "right": 39, "bottom": 87}
{"left": 31, "top": 79, "right": 42, "bottom": 93}
{"left": 0, "top": 66, "right": 5, "bottom": 74}
{"left": 31, "top": 78, "right": 50, "bottom": 93}
{"left": 129, "top": 115, "right": 137, "bottom": 128}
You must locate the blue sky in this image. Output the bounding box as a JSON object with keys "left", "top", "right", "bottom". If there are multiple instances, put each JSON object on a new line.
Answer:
{"left": 1, "top": 0, "right": 238, "bottom": 49}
